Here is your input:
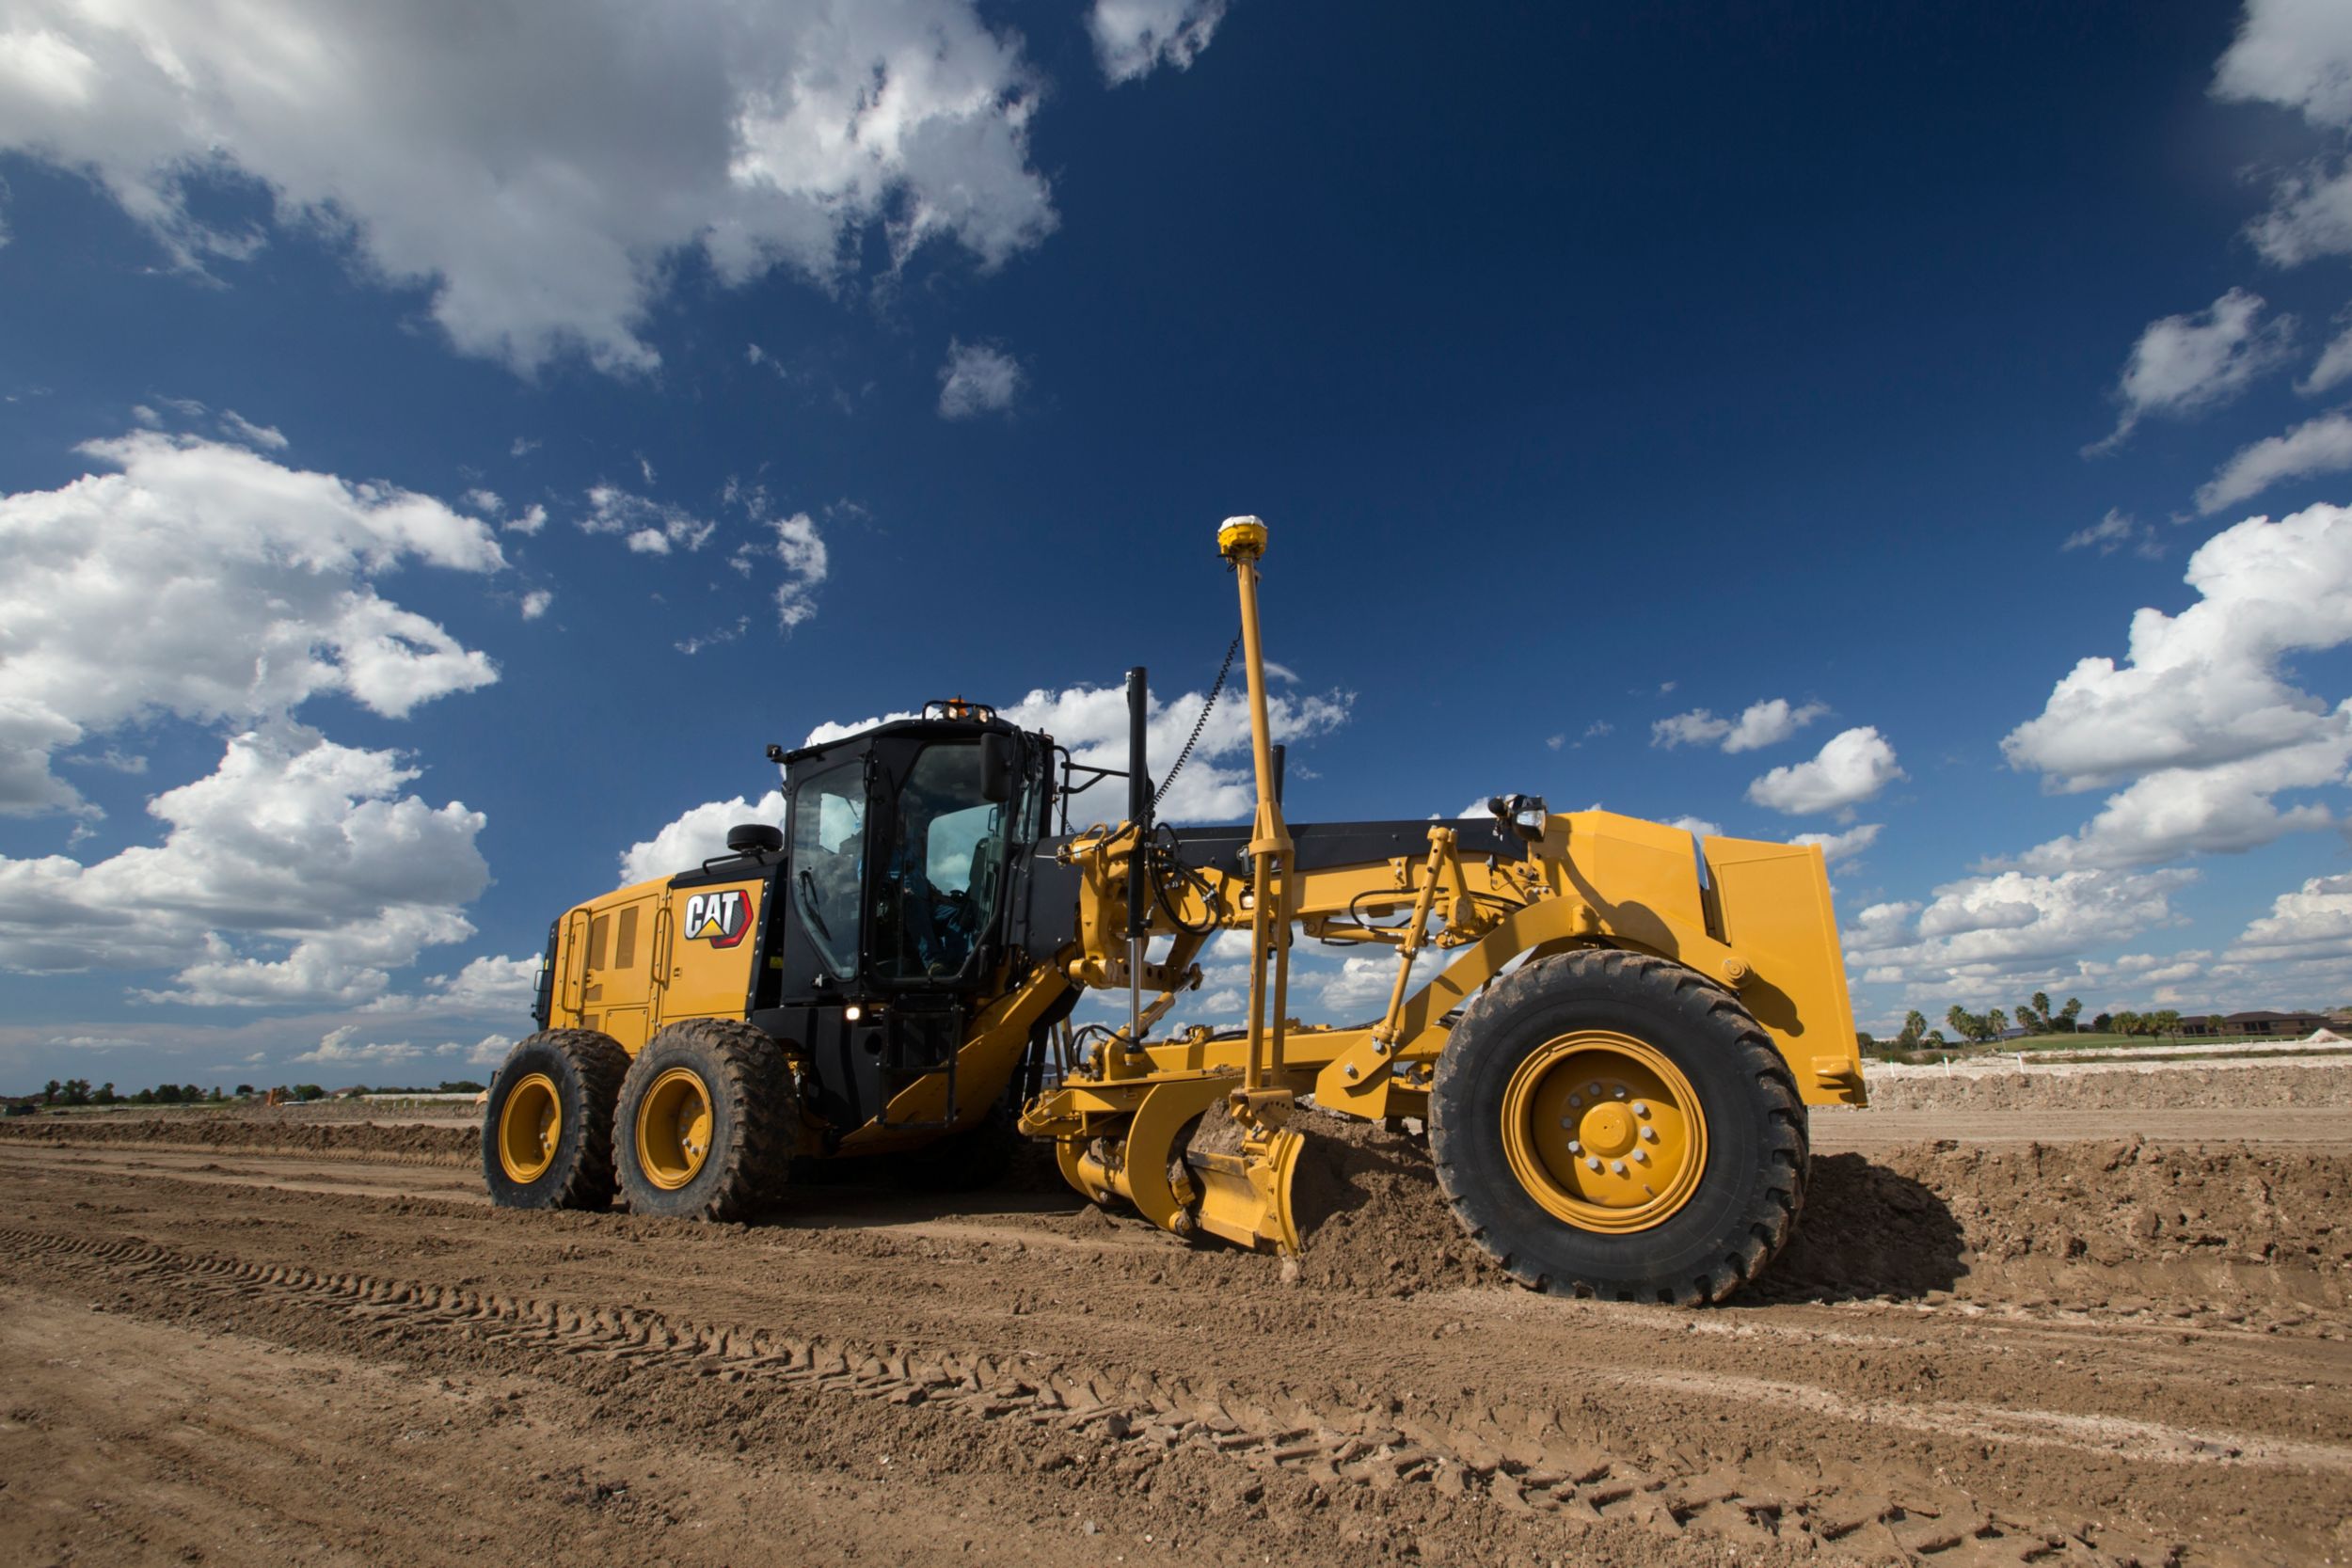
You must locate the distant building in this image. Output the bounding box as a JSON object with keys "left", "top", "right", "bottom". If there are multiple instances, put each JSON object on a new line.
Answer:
{"left": 2180, "top": 1010, "right": 2331, "bottom": 1037}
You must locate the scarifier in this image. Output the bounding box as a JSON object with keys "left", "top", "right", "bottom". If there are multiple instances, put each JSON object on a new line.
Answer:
{"left": 485, "top": 518, "right": 1866, "bottom": 1303}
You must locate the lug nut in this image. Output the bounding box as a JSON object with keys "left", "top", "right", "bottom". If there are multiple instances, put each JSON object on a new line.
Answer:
{"left": 1633, "top": 1149, "right": 1649, "bottom": 1165}
{"left": 1584, "top": 1156, "right": 1602, "bottom": 1172}
{"left": 1587, "top": 1082, "right": 1601, "bottom": 1096}
{"left": 1611, "top": 1161, "right": 1628, "bottom": 1177}
{"left": 1640, "top": 1126, "right": 1659, "bottom": 1143}
{"left": 1613, "top": 1085, "right": 1628, "bottom": 1100}
{"left": 1632, "top": 1101, "right": 1650, "bottom": 1117}
{"left": 1566, "top": 1140, "right": 1582, "bottom": 1155}
{"left": 1567, "top": 1095, "right": 1581, "bottom": 1109}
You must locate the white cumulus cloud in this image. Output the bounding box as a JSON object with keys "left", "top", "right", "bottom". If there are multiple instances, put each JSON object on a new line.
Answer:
{"left": 1744, "top": 727, "right": 1902, "bottom": 816}
{"left": 2004, "top": 502, "right": 2352, "bottom": 789}
{"left": 2063, "top": 508, "right": 2161, "bottom": 558}
{"left": 0, "top": 429, "right": 502, "bottom": 817}
{"left": 938, "top": 339, "right": 1023, "bottom": 420}
{"left": 2300, "top": 309, "right": 2352, "bottom": 395}
{"left": 580, "top": 483, "right": 715, "bottom": 552}
{"left": 0, "top": 724, "right": 490, "bottom": 1006}
{"left": 2214, "top": 0, "right": 2352, "bottom": 127}
{"left": 1651, "top": 697, "right": 1825, "bottom": 753}
{"left": 621, "top": 791, "right": 786, "bottom": 887}
{"left": 0, "top": 0, "right": 1057, "bottom": 374}
{"left": 2003, "top": 505, "right": 2352, "bottom": 872}
{"left": 2087, "top": 288, "right": 2296, "bottom": 452}
{"left": 2214, "top": 0, "right": 2352, "bottom": 267}
{"left": 1790, "top": 822, "right": 1882, "bottom": 863}
{"left": 1846, "top": 867, "right": 2198, "bottom": 995}
{"left": 2196, "top": 411, "right": 2352, "bottom": 513}
{"left": 2229, "top": 871, "right": 2352, "bottom": 963}
{"left": 1089, "top": 0, "right": 1230, "bottom": 85}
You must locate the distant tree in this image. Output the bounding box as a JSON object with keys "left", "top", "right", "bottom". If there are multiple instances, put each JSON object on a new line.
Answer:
{"left": 2153, "top": 1009, "right": 2182, "bottom": 1040}
{"left": 1897, "top": 1011, "right": 1927, "bottom": 1048}
{"left": 42, "top": 1080, "right": 60, "bottom": 1104}
{"left": 155, "top": 1084, "right": 183, "bottom": 1104}
{"left": 2059, "top": 998, "right": 2082, "bottom": 1031}
{"left": 2205, "top": 1014, "right": 2225, "bottom": 1037}
{"left": 2015, "top": 991, "right": 2054, "bottom": 1034}
{"left": 1855, "top": 1031, "right": 1878, "bottom": 1054}
{"left": 1924, "top": 1028, "right": 1949, "bottom": 1046}
{"left": 234, "top": 1084, "right": 255, "bottom": 1098}
{"left": 2091, "top": 1012, "right": 2114, "bottom": 1034}
{"left": 292, "top": 1084, "right": 326, "bottom": 1101}
{"left": 1988, "top": 1006, "right": 2010, "bottom": 1038}
{"left": 59, "top": 1078, "right": 91, "bottom": 1106}
{"left": 438, "top": 1080, "right": 485, "bottom": 1094}
{"left": 96, "top": 1083, "right": 116, "bottom": 1103}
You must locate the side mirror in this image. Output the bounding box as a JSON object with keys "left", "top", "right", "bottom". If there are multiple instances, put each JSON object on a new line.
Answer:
{"left": 979, "top": 733, "right": 1015, "bottom": 804}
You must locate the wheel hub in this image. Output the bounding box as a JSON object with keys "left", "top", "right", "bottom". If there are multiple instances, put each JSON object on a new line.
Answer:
{"left": 1499, "top": 1029, "right": 1707, "bottom": 1233}
{"left": 1580, "top": 1101, "right": 1635, "bottom": 1157}
{"left": 497, "top": 1072, "right": 563, "bottom": 1184}
{"left": 637, "top": 1067, "right": 715, "bottom": 1191}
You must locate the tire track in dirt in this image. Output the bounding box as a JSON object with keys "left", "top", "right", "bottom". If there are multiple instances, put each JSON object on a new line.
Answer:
{"left": 1, "top": 1225, "right": 2160, "bottom": 1567}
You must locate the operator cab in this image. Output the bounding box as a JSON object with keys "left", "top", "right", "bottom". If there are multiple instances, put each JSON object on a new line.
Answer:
{"left": 739, "top": 702, "right": 1053, "bottom": 1137}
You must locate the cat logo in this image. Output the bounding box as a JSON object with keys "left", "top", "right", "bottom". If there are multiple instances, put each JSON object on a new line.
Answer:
{"left": 682, "top": 888, "right": 752, "bottom": 948}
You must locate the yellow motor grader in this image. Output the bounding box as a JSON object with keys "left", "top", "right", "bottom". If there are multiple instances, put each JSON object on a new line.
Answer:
{"left": 485, "top": 518, "right": 1864, "bottom": 1303}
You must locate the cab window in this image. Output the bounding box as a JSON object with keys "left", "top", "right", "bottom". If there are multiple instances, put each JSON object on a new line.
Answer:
{"left": 876, "top": 744, "right": 1006, "bottom": 981}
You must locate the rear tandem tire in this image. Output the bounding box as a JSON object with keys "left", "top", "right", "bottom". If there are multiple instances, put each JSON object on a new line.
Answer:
{"left": 1428, "top": 948, "right": 1808, "bottom": 1306}
{"left": 613, "top": 1019, "right": 795, "bottom": 1222}
{"left": 483, "top": 1029, "right": 629, "bottom": 1211}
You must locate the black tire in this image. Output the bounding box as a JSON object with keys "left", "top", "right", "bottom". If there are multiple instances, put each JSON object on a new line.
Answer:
{"left": 483, "top": 1029, "right": 628, "bottom": 1211}
{"left": 613, "top": 1019, "right": 794, "bottom": 1221}
{"left": 892, "top": 1084, "right": 1023, "bottom": 1192}
{"left": 1428, "top": 949, "right": 1808, "bottom": 1305}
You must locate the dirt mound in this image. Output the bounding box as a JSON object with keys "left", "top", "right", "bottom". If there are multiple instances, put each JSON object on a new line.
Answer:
{"left": 1281, "top": 1114, "right": 2348, "bottom": 1312}
{"left": 0, "top": 1116, "right": 476, "bottom": 1161}
{"left": 1286, "top": 1110, "right": 1504, "bottom": 1293}
{"left": 1866, "top": 1057, "right": 2352, "bottom": 1112}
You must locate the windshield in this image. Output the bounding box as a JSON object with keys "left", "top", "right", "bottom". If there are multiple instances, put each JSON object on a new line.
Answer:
{"left": 875, "top": 743, "right": 1007, "bottom": 982}
{"left": 789, "top": 759, "right": 866, "bottom": 978}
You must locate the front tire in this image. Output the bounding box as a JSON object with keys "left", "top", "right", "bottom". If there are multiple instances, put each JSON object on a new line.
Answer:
{"left": 1429, "top": 949, "right": 1807, "bottom": 1305}
{"left": 484, "top": 1029, "right": 628, "bottom": 1210}
{"left": 613, "top": 1019, "right": 794, "bottom": 1221}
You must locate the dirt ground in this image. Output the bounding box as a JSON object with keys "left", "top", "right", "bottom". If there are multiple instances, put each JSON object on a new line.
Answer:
{"left": 2, "top": 1091, "right": 2347, "bottom": 1568}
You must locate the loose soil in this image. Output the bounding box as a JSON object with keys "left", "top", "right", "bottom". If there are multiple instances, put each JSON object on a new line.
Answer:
{"left": 3, "top": 1095, "right": 2348, "bottom": 1567}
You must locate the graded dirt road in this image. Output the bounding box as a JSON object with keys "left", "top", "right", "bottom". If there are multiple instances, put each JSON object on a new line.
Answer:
{"left": 1, "top": 1109, "right": 2346, "bottom": 1568}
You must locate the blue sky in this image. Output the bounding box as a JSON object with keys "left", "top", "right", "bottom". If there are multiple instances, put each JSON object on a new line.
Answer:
{"left": 6, "top": 0, "right": 2352, "bottom": 1091}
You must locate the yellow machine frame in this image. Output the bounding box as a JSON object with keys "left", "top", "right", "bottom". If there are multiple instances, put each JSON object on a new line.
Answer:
{"left": 535, "top": 516, "right": 1864, "bottom": 1258}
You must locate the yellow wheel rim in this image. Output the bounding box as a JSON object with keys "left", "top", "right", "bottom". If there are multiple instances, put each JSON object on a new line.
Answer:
{"left": 497, "top": 1072, "right": 563, "bottom": 1184}
{"left": 636, "top": 1067, "right": 714, "bottom": 1191}
{"left": 1500, "top": 1030, "right": 1707, "bottom": 1233}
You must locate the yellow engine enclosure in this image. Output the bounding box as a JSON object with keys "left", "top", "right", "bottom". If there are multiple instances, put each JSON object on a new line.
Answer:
{"left": 547, "top": 873, "right": 766, "bottom": 1053}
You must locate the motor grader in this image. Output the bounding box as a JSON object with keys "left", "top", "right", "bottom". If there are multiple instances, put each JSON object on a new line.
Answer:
{"left": 485, "top": 518, "right": 1864, "bottom": 1303}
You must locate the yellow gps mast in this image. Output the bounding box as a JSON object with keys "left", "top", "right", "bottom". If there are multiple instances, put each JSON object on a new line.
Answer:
{"left": 1217, "top": 515, "right": 1295, "bottom": 1117}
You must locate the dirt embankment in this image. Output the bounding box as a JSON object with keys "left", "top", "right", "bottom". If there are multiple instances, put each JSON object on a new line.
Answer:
{"left": 0, "top": 1115, "right": 475, "bottom": 1161}
{"left": 1279, "top": 1113, "right": 2348, "bottom": 1316}
{"left": 1865, "top": 1057, "right": 2352, "bottom": 1111}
